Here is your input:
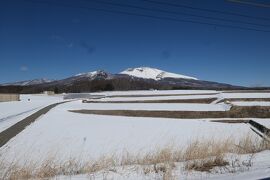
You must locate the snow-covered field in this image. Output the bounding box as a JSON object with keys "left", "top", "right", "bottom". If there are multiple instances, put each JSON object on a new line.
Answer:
{"left": 0, "top": 94, "right": 63, "bottom": 132}
{"left": 66, "top": 101, "right": 231, "bottom": 111}
{"left": 3, "top": 106, "right": 259, "bottom": 161}
{"left": 0, "top": 90, "right": 270, "bottom": 179}
{"left": 91, "top": 94, "right": 217, "bottom": 101}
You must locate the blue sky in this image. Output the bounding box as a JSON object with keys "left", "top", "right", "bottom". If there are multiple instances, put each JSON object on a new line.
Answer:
{"left": 1, "top": 0, "right": 270, "bottom": 86}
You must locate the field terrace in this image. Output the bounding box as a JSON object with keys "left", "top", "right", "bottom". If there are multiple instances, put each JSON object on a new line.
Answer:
{"left": 1, "top": 90, "right": 270, "bottom": 179}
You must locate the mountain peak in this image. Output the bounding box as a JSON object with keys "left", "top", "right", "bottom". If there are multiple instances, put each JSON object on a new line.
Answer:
{"left": 74, "top": 70, "right": 109, "bottom": 79}
{"left": 75, "top": 70, "right": 107, "bottom": 77}
{"left": 120, "top": 67, "right": 198, "bottom": 80}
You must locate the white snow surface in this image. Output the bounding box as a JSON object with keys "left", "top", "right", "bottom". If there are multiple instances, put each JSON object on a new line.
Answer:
{"left": 75, "top": 70, "right": 99, "bottom": 77}
{"left": 93, "top": 94, "right": 217, "bottom": 102}
{"left": 91, "top": 90, "right": 217, "bottom": 96}
{"left": 70, "top": 101, "right": 231, "bottom": 111}
{"left": 120, "top": 67, "right": 198, "bottom": 80}
{"left": 89, "top": 91, "right": 270, "bottom": 102}
{"left": 0, "top": 94, "right": 63, "bottom": 132}
{"left": 1, "top": 101, "right": 269, "bottom": 163}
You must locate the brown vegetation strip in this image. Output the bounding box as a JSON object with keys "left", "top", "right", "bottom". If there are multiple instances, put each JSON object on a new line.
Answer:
{"left": 211, "top": 120, "right": 250, "bottom": 124}
{"left": 84, "top": 98, "right": 217, "bottom": 104}
{"left": 70, "top": 106, "right": 270, "bottom": 119}
{"left": 0, "top": 101, "right": 68, "bottom": 148}
{"left": 107, "top": 93, "right": 218, "bottom": 98}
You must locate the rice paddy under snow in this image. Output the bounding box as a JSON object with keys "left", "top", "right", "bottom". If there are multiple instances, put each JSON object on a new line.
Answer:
{"left": 0, "top": 90, "right": 270, "bottom": 179}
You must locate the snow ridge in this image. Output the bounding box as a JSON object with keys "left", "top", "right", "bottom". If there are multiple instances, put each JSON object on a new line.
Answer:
{"left": 75, "top": 71, "right": 99, "bottom": 77}
{"left": 75, "top": 70, "right": 108, "bottom": 79}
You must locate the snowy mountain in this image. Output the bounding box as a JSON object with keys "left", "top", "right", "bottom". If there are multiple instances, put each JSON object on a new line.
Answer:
{"left": 120, "top": 67, "right": 198, "bottom": 80}
{"left": 52, "top": 70, "right": 110, "bottom": 86}
{"left": 0, "top": 67, "right": 245, "bottom": 93}
{"left": 2, "top": 78, "right": 54, "bottom": 86}
{"left": 75, "top": 70, "right": 109, "bottom": 79}
{"left": 1, "top": 71, "right": 109, "bottom": 87}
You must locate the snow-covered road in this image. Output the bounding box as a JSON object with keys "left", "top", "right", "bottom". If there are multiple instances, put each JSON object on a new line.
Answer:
{"left": 0, "top": 94, "right": 63, "bottom": 132}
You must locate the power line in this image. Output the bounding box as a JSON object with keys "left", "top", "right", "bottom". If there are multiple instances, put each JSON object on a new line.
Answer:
{"left": 143, "top": 0, "right": 270, "bottom": 21}
{"left": 80, "top": 0, "right": 270, "bottom": 27}
{"left": 23, "top": 0, "right": 270, "bottom": 32}
{"left": 227, "top": 0, "right": 270, "bottom": 8}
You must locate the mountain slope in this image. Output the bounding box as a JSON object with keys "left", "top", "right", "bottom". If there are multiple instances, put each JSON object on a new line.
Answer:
{"left": 52, "top": 70, "right": 110, "bottom": 86}
{"left": 120, "top": 67, "right": 197, "bottom": 80}
{"left": 2, "top": 78, "right": 54, "bottom": 86}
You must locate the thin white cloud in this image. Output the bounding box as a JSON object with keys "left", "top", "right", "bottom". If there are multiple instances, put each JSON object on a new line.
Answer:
{"left": 20, "top": 66, "right": 28, "bottom": 72}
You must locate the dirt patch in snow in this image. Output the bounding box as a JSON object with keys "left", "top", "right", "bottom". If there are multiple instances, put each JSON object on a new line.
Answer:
{"left": 211, "top": 119, "right": 250, "bottom": 124}
{"left": 84, "top": 98, "right": 217, "bottom": 104}
{"left": 107, "top": 93, "right": 218, "bottom": 98}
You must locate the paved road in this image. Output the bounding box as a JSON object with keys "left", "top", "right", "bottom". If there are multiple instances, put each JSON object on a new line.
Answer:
{"left": 0, "top": 106, "right": 41, "bottom": 123}
{"left": 0, "top": 101, "right": 67, "bottom": 148}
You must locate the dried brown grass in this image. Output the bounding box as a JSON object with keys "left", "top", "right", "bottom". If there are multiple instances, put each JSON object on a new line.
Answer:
{"left": 1, "top": 135, "right": 269, "bottom": 179}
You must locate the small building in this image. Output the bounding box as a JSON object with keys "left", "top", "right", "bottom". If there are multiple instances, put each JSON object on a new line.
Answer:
{"left": 0, "top": 93, "right": 20, "bottom": 102}
{"left": 43, "top": 91, "right": 55, "bottom": 95}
